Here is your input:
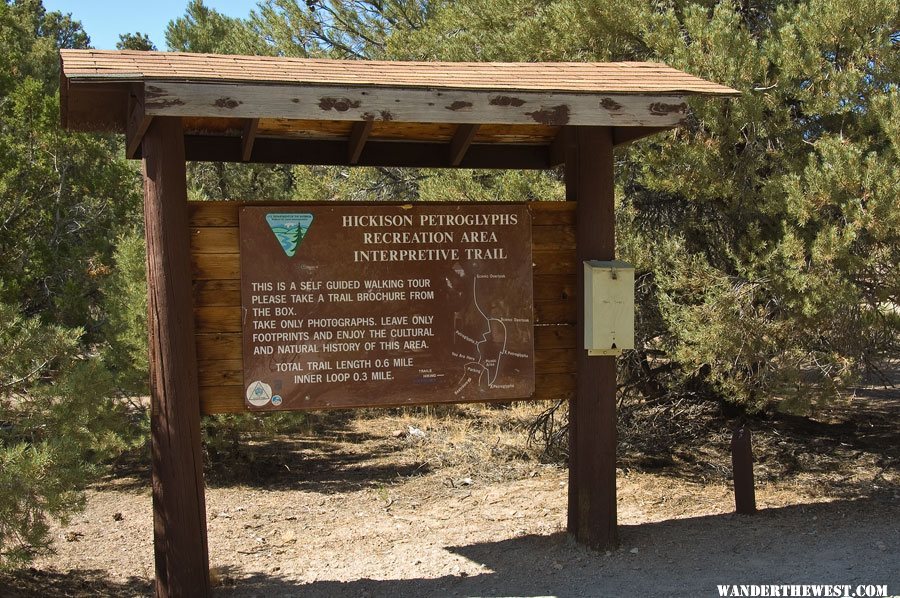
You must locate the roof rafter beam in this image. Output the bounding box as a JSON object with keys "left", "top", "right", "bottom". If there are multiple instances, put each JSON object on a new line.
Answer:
{"left": 347, "top": 120, "right": 373, "bottom": 165}
{"left": 448, "top": 124, "right": 479, "bottom": 166}
{"left": 241, "top": 118, "right": 259, "bottom": 161}
{"left": 611, "top": 126, "right": 671, "bottom": 147}
{"left": 549, "top": 128, "right": 568, "bottom": 166}
{"left": 125, "top": 85, "right": 151, "bottom": 159}
{"left": 139, "top": 81, "right": 692, "bottom": 128}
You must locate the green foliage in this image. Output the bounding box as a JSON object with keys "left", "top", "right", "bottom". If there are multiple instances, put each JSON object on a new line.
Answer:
{"left": 0, "top": 0, "right": 89, "bottom": 94}
{"left": 116, "top": 31, "right": 156, "bottom": 51}
{"left": 614, "top": 0, "right": 900, "bottom": 409}
{"left": 386, "top": 0, "right": 591, "bottom": 61}
{"left": 202, "top": 412, "right": 309, "bottom": 469}
{"left": 166, "top": 0, "right": 269, "bottom": 55}
{"left": 101, "top": 231, "right": 149, "bottom": 396}
{"left": 163, "top": 1, "right": 302, "bottom": 202}
{"left": 0, "top": 302, "right": 137, "bottom": 567}
{"left": 184, "top": 158, "right": 298, "bottom": 202}
{"left": 0, "top": 442, "right": 84, "bottom": 567}
{"left": 418, "top": 169, "right": 563, "bottom": 202}
{"left": 0, "top": 302, "right": 80, "bottom": 390}
{"left": 0, "top": 0, "right": 895, "bottom": 570}
{"left": 252, "top": 0, "right": 900, "bottom": 411}
{"left": 0, "top": 0, "right": 146, "bottom": 567}
{"left": 0, "top": 1, "right": 142, "bottom": 330}
{"left": 252, "top": 0, "right": 431, "bottom": 59}
{"left": 95, "top": 221, "right": 309, "bottom": 472}
{"left": 246, "top": 1, "right": 567, "bottom": 204}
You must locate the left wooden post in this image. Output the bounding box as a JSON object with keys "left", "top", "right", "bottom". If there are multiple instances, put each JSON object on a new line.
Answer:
{"left": 142, "top": 116, "right": 211, "bottom": 597}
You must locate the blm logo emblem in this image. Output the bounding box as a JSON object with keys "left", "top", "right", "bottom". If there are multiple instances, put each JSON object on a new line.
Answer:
{"left": 266, "top": 213, "right": 313, "bottom": 257}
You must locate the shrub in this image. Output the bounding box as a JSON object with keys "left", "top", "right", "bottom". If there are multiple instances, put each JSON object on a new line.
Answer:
{"left": 0, "top": 303, "right": 136, "bottom": 567}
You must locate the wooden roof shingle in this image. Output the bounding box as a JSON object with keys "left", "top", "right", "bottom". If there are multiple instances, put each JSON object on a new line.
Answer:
{"left": 59, "top": 50, "right": 739, "bottom": 166}
{"left": 61, "top": 49, "right": 739, "bottom": 96}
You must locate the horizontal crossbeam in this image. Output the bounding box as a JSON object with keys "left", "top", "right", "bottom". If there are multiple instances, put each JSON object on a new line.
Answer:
{"left": 177, "top": 136, "right": 552, "bottom": 169}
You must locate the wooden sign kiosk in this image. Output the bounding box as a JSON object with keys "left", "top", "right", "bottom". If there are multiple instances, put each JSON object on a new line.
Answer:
{"left": 59, "top": 50, "right": 737, "bottom": 597}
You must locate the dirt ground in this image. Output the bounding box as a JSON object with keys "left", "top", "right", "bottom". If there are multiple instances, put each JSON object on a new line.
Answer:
{"left": 2, "top": 380, "right": 898, "bottom": 597}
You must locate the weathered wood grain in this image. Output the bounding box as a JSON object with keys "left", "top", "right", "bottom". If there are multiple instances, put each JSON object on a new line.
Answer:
{"left": 224, "top": 119, "right": 556, "bottom": 143}
{"left": 191, "top": 254, "right": 241, "bottom": 280}
{"left": 189, "top": 199, "right": 579, "bottom": 414}
{"left": 611, "top": 126, "right": 670, "bottom": 147}
{"left": 142, "top": 117, "right": 210, "bottom": 596}
{"left": 347, "top": 120, "right": 373, "bottom": 165}
{"left": 449, "top": 124, "right": 479, "bottom": 166}
{"left": 183, "top": 136, "right": 552, "bottom": 169}
{"left": 141, "top": 81, "right": 692, "bottom": 128}
{"left": 568, "top": 126, "right": 619, "bottom": 550}
{"left": 241, "top": 118, "right": 258, "bottom": 161}
{"left": 62, "top": 51, "right": 741, "bottom": 95}
{"left": 125, "top": 86, "right": 151, "bottom": 160}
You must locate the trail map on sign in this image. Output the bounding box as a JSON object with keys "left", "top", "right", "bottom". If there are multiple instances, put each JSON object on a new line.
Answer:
{"left": 240, "top": 204, "right": 535, "bottom": 411}
{"left": 453, "top": 274, "right": 531, "bottom": 396}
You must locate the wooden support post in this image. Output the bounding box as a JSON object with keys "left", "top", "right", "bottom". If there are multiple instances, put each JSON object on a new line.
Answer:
{"left": 731, "top": 427, "right": 757, "bottom": 515}
{"left": 566, "top": 126, "right": 619, "bottom": 549}
{"left": 142, "top": 116, "right": 211, "bottom": 597}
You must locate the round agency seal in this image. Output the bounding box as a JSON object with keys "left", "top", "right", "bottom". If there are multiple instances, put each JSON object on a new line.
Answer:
{"left": 246, "top": 381, "right": 273, "bottom": 406}
{"left": 271, "top": 395, "right": 283, "bottom": 406}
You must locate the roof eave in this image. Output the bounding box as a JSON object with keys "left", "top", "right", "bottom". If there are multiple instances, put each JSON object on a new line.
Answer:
{"left": 64, "top": 79, "right": 735, "bottom": 132}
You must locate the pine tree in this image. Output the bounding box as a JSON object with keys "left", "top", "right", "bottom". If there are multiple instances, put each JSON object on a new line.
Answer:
{"left": 0, "top": 0, "right": 142, "bottom": 328}
{"left": 0, "top": 0, "right": 142, "bottom": 566}
{"left": 116, "top": 31, "right": 156, "bottom": 51}
{"left": 265, "top": 0, "right": 900, "bottom": 410}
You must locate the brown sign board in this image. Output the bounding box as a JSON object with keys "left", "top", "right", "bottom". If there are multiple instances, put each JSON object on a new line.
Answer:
{"left": 239, "top": 204, "right": 535, "bottom": 410}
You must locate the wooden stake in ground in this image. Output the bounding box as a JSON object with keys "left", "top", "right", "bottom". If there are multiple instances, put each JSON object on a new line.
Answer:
{"left": 731, "top": 427, "right": 757, "bottom": 515}
{"left": 142, "top": 116, "right": 211, "bottom": 597}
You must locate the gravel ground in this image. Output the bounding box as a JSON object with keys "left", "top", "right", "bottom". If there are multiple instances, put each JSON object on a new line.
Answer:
{"left": 2, "top": 387, "right": 898, "bottom": 598}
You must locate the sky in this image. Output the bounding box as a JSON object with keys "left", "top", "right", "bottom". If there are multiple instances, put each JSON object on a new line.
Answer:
{"left": 43, "top": 1, "right": 255, "bottom": 50}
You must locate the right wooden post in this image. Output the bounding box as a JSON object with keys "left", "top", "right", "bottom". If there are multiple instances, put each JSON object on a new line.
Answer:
{"left": 566, "top": 126, "right": 619, "bottom": 549}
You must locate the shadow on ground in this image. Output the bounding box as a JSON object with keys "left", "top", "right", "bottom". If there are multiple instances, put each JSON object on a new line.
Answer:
{"left": 95, "top": 410, "right": 430, "bottom": 494}
{"left": 95, "top": 377, "right": 900, "bottom": 499}
{"left": 0, "top": 567, "right": 151, "bottom": 597}
{"left": 203, "top": 433, "right": 431, "bottom": 493}
{"left": 6, "top": 495, "right": 897, "bottom": 597}
{"left": 617, "top": 376, "right": 900, "bottom": 499}
{"left": 215, "top": 495, "right": 899, "bottom": 598}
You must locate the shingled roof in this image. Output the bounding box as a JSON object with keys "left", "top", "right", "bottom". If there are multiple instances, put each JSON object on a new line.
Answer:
{"left": 61, "top": 50, "right": 738, "bottom": 96}
{"left": 59, "top": 50, "right": 738, "bottom": 167}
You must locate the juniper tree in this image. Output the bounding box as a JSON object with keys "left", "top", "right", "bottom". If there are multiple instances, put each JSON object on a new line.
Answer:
{"left": 0, "top": 0, "right": 141, "bottom": 566}
{"left": 382, "top": 0, "right": 900, "bottom": 409}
